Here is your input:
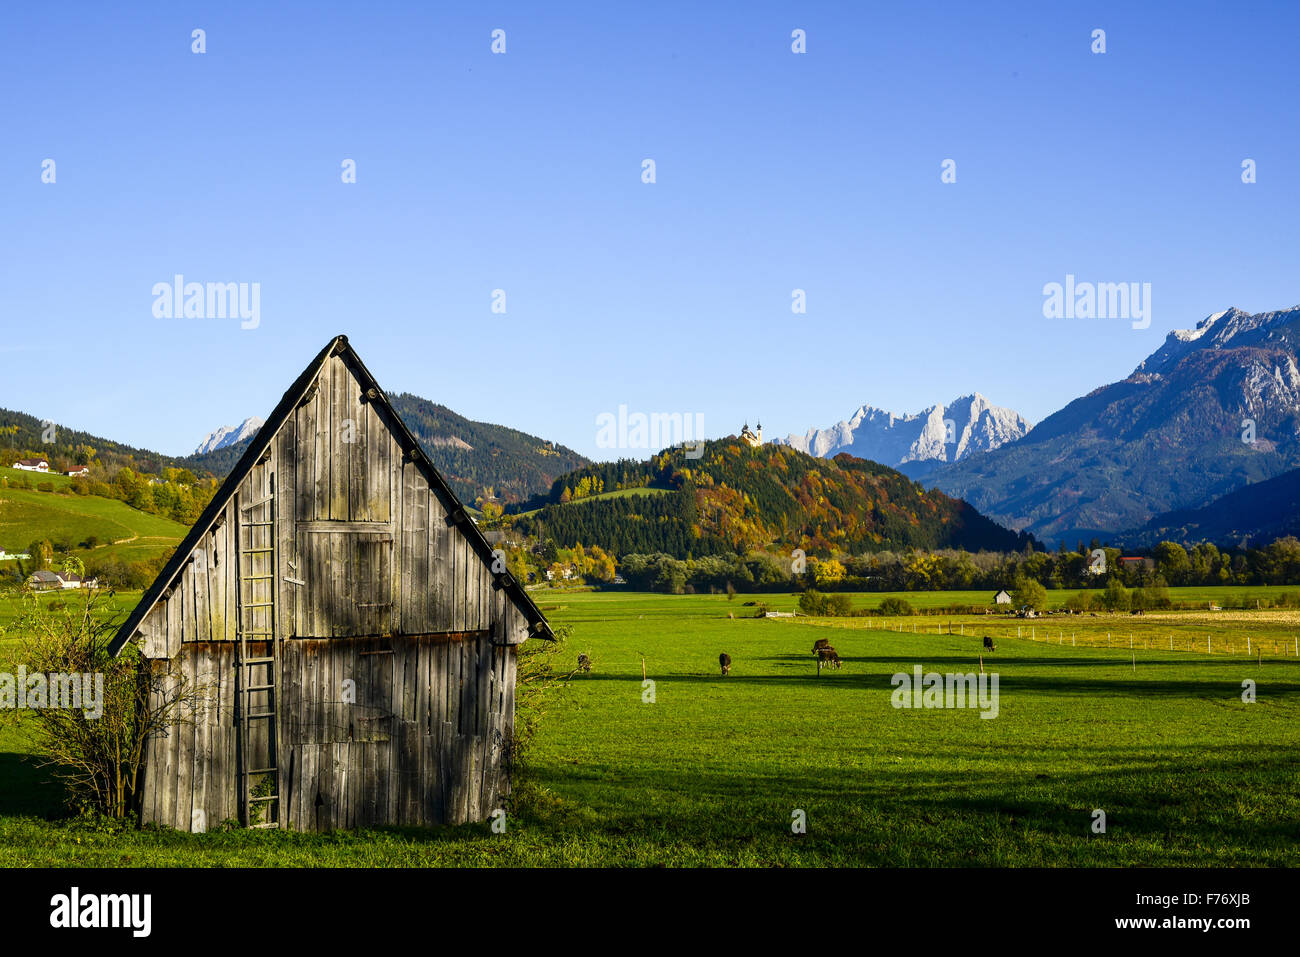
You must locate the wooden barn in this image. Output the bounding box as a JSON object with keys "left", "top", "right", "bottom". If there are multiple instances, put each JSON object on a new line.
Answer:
{"left": 107, "top": 335, "right": 553, "bottom": 832}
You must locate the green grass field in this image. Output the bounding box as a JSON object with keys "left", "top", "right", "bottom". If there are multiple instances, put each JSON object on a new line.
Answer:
{"left": 1, "top": 588, "right": 1297, "bottom": 866}
{"left": 0, "top": 480, "right": 187, "bottom": 563}
{"left": 0, "top": 466, "right": 77, "bottom": 489}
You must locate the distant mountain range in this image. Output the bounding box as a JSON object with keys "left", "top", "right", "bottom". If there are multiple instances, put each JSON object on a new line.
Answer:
{"left": 775, "top": 394, "right": 1030, "bottom": 478}
{"left": 18, "top": 303, "right": 1300, "bottom": 554}
{"left": 194, "top": 417, "right": 263, "bottom": 455}
{"left": 930, "top": 305, "right": 1300, "bottom": 545}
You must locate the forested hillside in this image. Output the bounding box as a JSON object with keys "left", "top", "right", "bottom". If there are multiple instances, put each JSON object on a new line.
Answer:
{"left": 510, "top": 439, "right": 1032, "bottom": 558}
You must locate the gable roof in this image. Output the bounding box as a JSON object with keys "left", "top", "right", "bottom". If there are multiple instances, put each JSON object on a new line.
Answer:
{"left": 108, "top": 334, "right": 553, "bottom": 656}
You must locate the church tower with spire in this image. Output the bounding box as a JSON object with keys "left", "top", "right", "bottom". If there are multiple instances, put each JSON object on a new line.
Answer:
{"left": 740, "top": 420, "right": 763, "bottom": 447}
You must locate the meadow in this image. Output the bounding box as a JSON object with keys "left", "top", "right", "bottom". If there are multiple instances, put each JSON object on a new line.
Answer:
{"left": 0, "top": 469, "right": 187, "bottom": 565}
{"left": 0, "top": 587, "right": 1296, "bottom": 866}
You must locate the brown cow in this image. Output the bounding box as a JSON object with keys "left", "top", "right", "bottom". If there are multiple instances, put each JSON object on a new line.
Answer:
{"left": 816, "top": 645, "right": 842, "bottom": 672}
{"left": 719, "top": 652, "right": 732, "bottom": 676}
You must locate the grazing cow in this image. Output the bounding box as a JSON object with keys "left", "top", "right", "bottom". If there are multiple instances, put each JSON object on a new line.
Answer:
{"left": 982, "top": 636, "right": 995, "bottom": 652}
{"left": 719, "top": 652, "right": 732, "bottom": 676}
{"left": 816, "top": 645, "right": 842, "bottom": 672}
{"left": 812, "top": 637, "right": 831, "bottom": 654}
{"left": 577, "top": 654, "right": 592, "bottom": 673}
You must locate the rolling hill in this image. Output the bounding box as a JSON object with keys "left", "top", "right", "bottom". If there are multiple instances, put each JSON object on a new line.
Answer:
{"left": 0, "top": 466, "right": 188, "bottom": 580}
{"left": 0, "top": 408, "right": 195, "bottom": 477}
{"left": 509, "top": 438, "right": 1033, "bottom": 558}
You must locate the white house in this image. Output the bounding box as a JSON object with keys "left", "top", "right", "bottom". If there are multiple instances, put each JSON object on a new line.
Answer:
{"left": 26, "top": 569, "right": 96, "bottom": 590}
{"left": 994, "top": 589, "right": 1012, "bottom": 605}
{"left": 13, "top": 458, "right": 49, "bottom": 472}
{"left": 64, "top": 465, "right": 90, "bottom": 477}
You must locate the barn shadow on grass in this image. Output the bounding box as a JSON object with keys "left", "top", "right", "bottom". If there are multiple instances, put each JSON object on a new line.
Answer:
{"left": 0, "top": 751, "right": 67, "bottom": 819}
{"left": 520, "top": 744, "right": 1300, "bottom": 864}
{"left": 570, "top": 669, "right": 1300, "bottom": 698}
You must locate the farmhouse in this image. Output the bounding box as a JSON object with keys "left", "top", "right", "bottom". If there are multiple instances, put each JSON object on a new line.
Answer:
{"left": 26, "top": 569, "right": 98, "bottom": 590}
{"left": 1118, "top": 556, "right": 1155, "bottom": 572}
{"left": 13, "top": 458, "right": 49, "bottom": 472}
{"left": 993, "top": 589, "right": 1012, "bottom": 605}
{"left": 107, "top": 335, "right": 553, "bottom": 832}
{"left": 64, "top": 465, "right": 90, "bottom": 477}
{"left": 26, "top": 570, "right": 63, "bottom": 591}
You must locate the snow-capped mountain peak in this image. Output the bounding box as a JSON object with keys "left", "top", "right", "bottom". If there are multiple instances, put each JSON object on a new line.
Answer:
{"left": 194, "top": 416, "right": 264, "bottom": 455}
{"left": 1135, "top": 305, "right": 1300, "bottom": 376}
{"left": 776, "top": 394, "right": 1030, "bottom": 472}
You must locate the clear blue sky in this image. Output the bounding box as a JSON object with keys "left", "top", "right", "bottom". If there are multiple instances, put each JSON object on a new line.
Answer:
{"left": 2, "top": 1, "right": 1297, "bottom": 461}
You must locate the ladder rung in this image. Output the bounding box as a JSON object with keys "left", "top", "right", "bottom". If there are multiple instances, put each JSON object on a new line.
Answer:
{"left": 242, "top": 656, "right": 275, "bottom": 664}
{"left": 243, "top": 521, "right": 275, "bottom": 526}
{"left": 240, "top": 547, "right": 274, "bottom": 554}
{"left": 249, "top": 822, "right": 280, "bottom": 829}
{"left": 242, "top": 601, "right": 274, "bottom": 608}
{"left": 244, "top": 683, "right": 276, "bottom": 691}
{"left": 247, "top": 711, "right": 277, "bottom": 719}
{"left": 247, "top": 767, "right": 278, "bottom": 775}
{"left": 248, "top": 794, "right": 280, "bottom": 802}
{"left": 240, "top": 576, "right": 277, "bottom": 581}
{"left": 241, "top": 496, "right": 273, "bottom": 511}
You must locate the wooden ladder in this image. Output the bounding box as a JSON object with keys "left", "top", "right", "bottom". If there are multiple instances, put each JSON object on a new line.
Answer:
{"left": 236, "top": 472, "right": 281, "bottom": 829}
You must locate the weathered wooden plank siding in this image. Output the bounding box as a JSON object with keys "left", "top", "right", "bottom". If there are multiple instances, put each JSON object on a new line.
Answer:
{"left": 136, "top": 349, "right": 535, "bottom": 832}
